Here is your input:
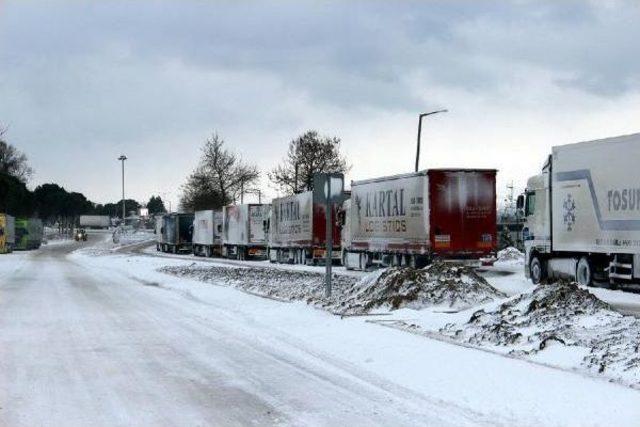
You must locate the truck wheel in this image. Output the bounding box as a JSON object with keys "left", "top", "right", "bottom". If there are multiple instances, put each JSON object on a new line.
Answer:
{"left": 576, "top": 257, "right": 593, "bottom": 287}
{"left": 404, "top": 254, "right": 417, "bottom": 269}
{"left": 172, "top": 245, "right": 177, "bottom": 254}
{"left": 530, "top": 255, "right": 546, "bottom": 285}
{"left": 359, "top": 253, "right": 368, "bottom": 271}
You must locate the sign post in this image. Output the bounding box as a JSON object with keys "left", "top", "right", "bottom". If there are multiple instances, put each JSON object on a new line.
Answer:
{"left": 325, "top": 178, "right": 332, "bottom": 297}
{"left": 314, "top": 173, "right": 345, "bottom": 298}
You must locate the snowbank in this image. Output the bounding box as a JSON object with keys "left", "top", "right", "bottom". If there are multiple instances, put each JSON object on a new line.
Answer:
{"left": 158, "top": 263, "right": 358, "bottom": 309}
{"left": 441, "top": 281, "right": 640, "bottom": 387}
{"left": 495, "top": 246, "right": 524, "bottom": 266}
{"left": 336, "top": 263, "right": 506, "bottom": 315}
{"left": 160, "top": 261, "right": 505, "bottom": 316}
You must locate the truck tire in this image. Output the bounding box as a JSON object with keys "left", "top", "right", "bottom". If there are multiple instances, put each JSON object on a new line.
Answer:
{"left": 172, "top": 245, "right": 177, "bottom": 254}
{"left": 530, "top": 255, "right": 546, "bottom": 285}
{"left": 359, "top": 253, "right": 368, "bottom": 271}
{"left": 576, "top": 257, "right": 593, "bottom": 287}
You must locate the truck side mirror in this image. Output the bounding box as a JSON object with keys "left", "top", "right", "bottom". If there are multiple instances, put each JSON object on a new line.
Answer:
{"left": 516, "top": 194, "right": 524, "bottom": 210}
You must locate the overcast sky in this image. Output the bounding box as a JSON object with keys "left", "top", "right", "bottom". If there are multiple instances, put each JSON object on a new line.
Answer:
{"left": 1, "top": 0, "right": 639, "bottom": 208}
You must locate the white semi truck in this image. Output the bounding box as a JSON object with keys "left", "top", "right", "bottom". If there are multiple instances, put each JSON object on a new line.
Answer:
{"left": 518, "top": 133, "right": 640, "bottom": 288}
{"left": 192, "top": 210, "right": 223, "bottom": 257}
{"left": 222, "top": 204, "right": 271, "bottom": 260}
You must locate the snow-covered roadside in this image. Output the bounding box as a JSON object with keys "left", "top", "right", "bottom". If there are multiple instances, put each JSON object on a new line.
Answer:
{"left": 69, "top": 248, "right": 640, "bottom": 425}
{"left": 94, "top": 237, "right": 640, "bottom": 390}
{"left": 139, "top": 244, "right": 367, "bottom": 278}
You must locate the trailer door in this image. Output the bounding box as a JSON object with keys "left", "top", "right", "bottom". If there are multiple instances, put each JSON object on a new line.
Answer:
{"left": 428, "top": 170, "right": 496, "bottom": 257}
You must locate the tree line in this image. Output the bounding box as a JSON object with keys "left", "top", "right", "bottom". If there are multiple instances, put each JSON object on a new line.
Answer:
{"left": 2, "top": 124, "right": 351, "bottom": 219}
{"left": 0, "top": 127, "right": 167, "bottom": 224}
{"left": 179, "top": 130, "right": 350, "bottom": 211}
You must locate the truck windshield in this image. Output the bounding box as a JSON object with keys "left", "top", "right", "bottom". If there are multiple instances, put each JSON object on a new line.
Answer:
{"left": 525, "top": 192, "right": 536, "bottom": 216}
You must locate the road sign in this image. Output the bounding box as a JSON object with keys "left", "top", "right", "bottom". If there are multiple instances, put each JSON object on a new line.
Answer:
{"left": 312, "top": 173, "right": 344, "bottom": 298}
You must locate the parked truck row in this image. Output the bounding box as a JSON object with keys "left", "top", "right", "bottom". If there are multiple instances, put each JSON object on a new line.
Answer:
{"left": 154, "top": 168, "right": 499, "bottom": 269}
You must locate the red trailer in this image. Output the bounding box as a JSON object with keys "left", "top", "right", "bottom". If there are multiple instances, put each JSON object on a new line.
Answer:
{"left": 427, "top": 169, "right": 496, "bottom": 259}
{"left": 268, "top": 190, "right": 342, "bottom": 265}
{"left": 341, "top": 169, "right": 497, "bottom": 270}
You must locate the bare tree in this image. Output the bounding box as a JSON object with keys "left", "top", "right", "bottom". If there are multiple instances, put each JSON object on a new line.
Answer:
{"left": 269, "top": 130, "right": 349, "bottom": 194}
{"left": 180, "top": 133, "right": 260, "bottom": 211}
{"left": 0, "top": 126, "right": 34, "bottom": 182}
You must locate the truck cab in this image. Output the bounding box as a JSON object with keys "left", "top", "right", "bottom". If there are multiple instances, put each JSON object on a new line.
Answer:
{"left": 519, "top": 133, "right": 640, "bottom": 288}
{"left": 518, "top": 164, "right": 551, "bottom": 283}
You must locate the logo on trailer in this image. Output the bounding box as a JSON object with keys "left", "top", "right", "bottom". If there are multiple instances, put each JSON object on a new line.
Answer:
{"left": 563, "top": 194, "right": 576, "bottom": 231}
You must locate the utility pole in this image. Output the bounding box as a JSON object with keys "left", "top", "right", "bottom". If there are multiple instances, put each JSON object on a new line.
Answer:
{"left": 118, "top": 155, "right": 127, "bottom": 223}
{"left": 415, "top": 109, "right": 448, "bottom": 172}
{"left": 240, "top": 181, "right": 244, "bottom": 204}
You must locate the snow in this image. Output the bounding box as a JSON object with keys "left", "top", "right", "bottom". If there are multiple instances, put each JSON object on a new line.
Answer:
{"left": 495, "top": 246, "right": 525, "bottom": 266}
{"left": 334, "top": 263, "right": 505, "bottom": 314}
{"left": 66, "top": 250, "right": 640, "bottom": 425}
{"left": 438, "top": 282, "right": 640, "bottom": 387}
{"left": 5, "top": 236, "right": 640, "bottom": 425}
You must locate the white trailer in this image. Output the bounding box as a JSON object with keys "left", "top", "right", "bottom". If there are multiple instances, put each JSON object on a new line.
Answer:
{"left": 192, "top": 210, "right": 223, "bottom": 257}
{"left": 268, "top": 190, "right": 342, "bottom": 265}
{"left": 519, "top": 132, "right": 640, "bottom": 287}
{"left": 79, "top": 215, "right": 110, "bottom": 229}
{"left": 222, "top": 204, "right": 270, "bottom": 260}
{"left": 342, "top": 169, "right": 497, "bottom": 270}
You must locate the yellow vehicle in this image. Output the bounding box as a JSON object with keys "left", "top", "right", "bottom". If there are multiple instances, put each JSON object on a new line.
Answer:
{"left": 0, "top": 213, "right": 16, "bottom": 254}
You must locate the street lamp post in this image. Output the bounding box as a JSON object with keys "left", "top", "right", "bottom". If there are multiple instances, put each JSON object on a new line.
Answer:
{"left": 415, "top": 109, "right": 448, "bottom": 172}
{"left": 118, "top": 155, "right": 127, "bottom": 223}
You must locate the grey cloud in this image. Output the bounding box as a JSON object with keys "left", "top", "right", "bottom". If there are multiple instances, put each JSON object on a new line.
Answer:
{"left": 1, "top": 0, "right": 639, "bottom": 202}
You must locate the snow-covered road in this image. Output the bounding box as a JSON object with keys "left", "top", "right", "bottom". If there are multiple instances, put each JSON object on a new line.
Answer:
{"left": 1, "top": 237, "right": 640, "bottom": 426}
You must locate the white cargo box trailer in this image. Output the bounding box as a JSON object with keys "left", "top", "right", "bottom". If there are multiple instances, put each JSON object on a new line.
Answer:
{"left": 192, "top": 210, "right": 223, "bottom": 257}
{"left": 342, "top": 169, "right": 497, "bottom": 270}
{"left": 520, "top": 132, "right": 640, "bottom": 287}
{"left": 79, "top": 215, "right": 110, "bottom": 229}
{"left": 222, "top": 204, "right": 270, "bottom": 260}
{"left": 268, "top": 190, "right": 342, "bottom": 265}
